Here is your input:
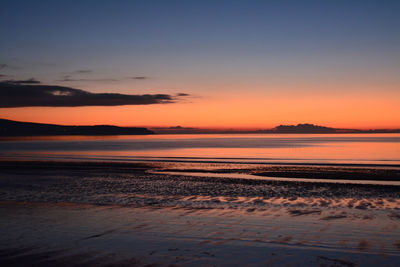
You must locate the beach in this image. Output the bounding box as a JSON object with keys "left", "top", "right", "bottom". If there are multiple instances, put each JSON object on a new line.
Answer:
{"left": 1, "top": 160, "right": 400, "bottom": 266}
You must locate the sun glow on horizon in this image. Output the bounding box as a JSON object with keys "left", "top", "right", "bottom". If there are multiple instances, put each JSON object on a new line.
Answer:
{"left": 1, "top": 89, "right": 399, "bottom": 130}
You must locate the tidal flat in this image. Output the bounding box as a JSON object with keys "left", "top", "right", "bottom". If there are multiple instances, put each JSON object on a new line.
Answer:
{"left": 1, "top": 161, "right": 400, "bottom": 266}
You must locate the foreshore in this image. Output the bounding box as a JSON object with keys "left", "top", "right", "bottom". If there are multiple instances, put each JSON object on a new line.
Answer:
{"left": 1, "top": 160, "right": 400, "bottom": 266}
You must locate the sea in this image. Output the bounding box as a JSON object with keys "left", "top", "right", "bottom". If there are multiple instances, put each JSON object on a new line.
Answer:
{"left": 1, "top": 133, "right": 399, "bottom": 166}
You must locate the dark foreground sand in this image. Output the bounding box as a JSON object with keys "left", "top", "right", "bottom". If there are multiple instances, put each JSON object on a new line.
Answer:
{"left": 1, "top": 161, "right": 400, "bottom": 266}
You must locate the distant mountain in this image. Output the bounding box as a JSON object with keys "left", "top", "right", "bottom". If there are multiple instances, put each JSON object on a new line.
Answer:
{"left": 0, "top": 119, "right": 154, "bottom": 136}
{"left": 269, "top": 123, "right": 400, "bottom": 134}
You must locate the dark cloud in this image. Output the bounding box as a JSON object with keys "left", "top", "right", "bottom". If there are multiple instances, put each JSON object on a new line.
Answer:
{"left": 59, "top": 75, "right": 117, "bottom": 82}
{"left": 0, "top": 81, "right": 189, "bottom": 108}
{"left": 177, "top": 93, "right": 190, "bottom": 96}
{"left": 74, "top": 70, "right": 92, "bottom": 74}
{"left": 129, "top": 76, "right": 148, "bottom": 80}
{"left": 0, "top": 63, "right": 19, "bottom": 70}
{"left": 60, "top": 73, "right": 148, "bottom": 82}
{"left": 0, "top": 74, "right": 7, "bottom": 78}
{"left": 3, "top": 78, "right": 40, "bottom": 84}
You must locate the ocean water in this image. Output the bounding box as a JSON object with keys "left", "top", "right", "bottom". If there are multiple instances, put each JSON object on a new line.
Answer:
{"left": 1, "top": 133, "right": 399, "bottom": 166}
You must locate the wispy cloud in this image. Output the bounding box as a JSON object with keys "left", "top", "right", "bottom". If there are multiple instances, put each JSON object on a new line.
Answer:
{"left": 176, "top": 93, "right": 190, "bottom": 96}
{"left": 58, "top": 75, "right": 117, "bottom": 82}
{"left": 0, "top": 80, "right": 189, "bottom": 108}
{"left": 0, "top": 63, "right": 20, "bottom": 70}
{"left": 74, "top": 70, "right": 92, "bottom": 74}
{"left": 129, "top": 76, "right": 148, "bottom": 80}
{"left": 58, "top": 72, "right": 150, "bottom": 82}
{"left": 3, "top": 78, "right": 40, "bottom": 84}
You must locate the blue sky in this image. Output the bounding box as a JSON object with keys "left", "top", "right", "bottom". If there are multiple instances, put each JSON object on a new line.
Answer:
{"left": 1, "top": 0, "right": 399, "bottom": 86}
{"left": 1, "top": 0, "right": 399, "bottom": 128}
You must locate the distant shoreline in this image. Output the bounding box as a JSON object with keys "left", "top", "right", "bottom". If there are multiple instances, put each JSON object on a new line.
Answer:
{"left": 1, "top": 132, "right": 400, "bottom": 139}
{"left": 0, "top": 118, "right": 154, "bottom": 136}
{"left": 1, "top": 118, "right": 400, "bottom": 136}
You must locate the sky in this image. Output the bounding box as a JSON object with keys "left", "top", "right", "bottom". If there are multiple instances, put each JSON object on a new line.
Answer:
{"left": 1, "top": 0, "right": 399, "bottom": 129}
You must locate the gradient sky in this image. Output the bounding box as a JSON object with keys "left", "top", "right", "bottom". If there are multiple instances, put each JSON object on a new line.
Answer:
{"left": 1, "top": 0, "right": 399, "bottom": 129}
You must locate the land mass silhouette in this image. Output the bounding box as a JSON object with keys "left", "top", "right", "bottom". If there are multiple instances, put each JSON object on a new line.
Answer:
{"left": 1, "top": 119, "right": 399, "bottom": 136}
{"left": 152, "top": 123, "right": 400, "bottom": 134}
{"left": 269, "top": 123, "right": 399, "bottom": 134}
{"left": 0, "top": 118, "right": 153, "bottom": 136}
{"left": 273, "top": 123, "right": 336, "bottom": 133}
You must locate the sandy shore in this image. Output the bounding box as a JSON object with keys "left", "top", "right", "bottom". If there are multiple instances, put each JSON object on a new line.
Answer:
{"left": 1, "top": 161, "right": 400, "bottom": 266}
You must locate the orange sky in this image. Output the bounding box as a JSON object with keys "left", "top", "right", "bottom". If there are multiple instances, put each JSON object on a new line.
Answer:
{"left": 2, "top": 87, "right": 399, "bottom": 129}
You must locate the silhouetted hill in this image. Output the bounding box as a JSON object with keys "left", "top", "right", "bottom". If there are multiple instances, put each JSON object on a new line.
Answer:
{"left": 0, "top": 119, "right": 153, "bottom": 136}
{"left": 269, "top": 123, "right": 400, "bottom": 134}
{"left": 274, "top": 123, "right": 336, "bottom": 133}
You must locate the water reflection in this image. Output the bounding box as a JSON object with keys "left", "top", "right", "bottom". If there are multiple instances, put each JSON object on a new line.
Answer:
{"left": 0, "top": 133, "right": 399, "bottom": 165}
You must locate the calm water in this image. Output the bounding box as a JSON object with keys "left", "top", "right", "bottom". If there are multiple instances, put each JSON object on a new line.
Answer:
{"left": 1, "top": 133, "right": 399, "bottom": 166}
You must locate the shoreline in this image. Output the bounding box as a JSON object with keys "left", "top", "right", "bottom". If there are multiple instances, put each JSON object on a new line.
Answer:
{"left": 1, "top": 155, "right": 400, "bottom": 168}
{"left": 1, "top": 160, "right": 400, "bottom": 208}
{"left": 1, "top": 160, "right": 400, "bottom": 181}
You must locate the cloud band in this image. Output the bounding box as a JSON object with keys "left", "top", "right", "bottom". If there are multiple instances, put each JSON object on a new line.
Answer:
{"left": 0, "top": 81, "right": 185, "bottom": 108}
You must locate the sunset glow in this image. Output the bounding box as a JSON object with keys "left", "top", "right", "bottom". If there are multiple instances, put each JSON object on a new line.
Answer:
{"left": 1, "top": 91, "right": 399, "bottom": 129}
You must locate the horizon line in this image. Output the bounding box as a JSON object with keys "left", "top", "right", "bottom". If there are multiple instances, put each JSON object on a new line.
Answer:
{"left": 1, "top": 118, "right": 399, "bottom": 131}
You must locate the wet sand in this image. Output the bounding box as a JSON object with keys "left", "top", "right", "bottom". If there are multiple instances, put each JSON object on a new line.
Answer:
{"left": 1, "top": 202, "right": 400, "bottom": 267}
{"left": 1, "top": 161, "right": 400, "bottom": 266}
